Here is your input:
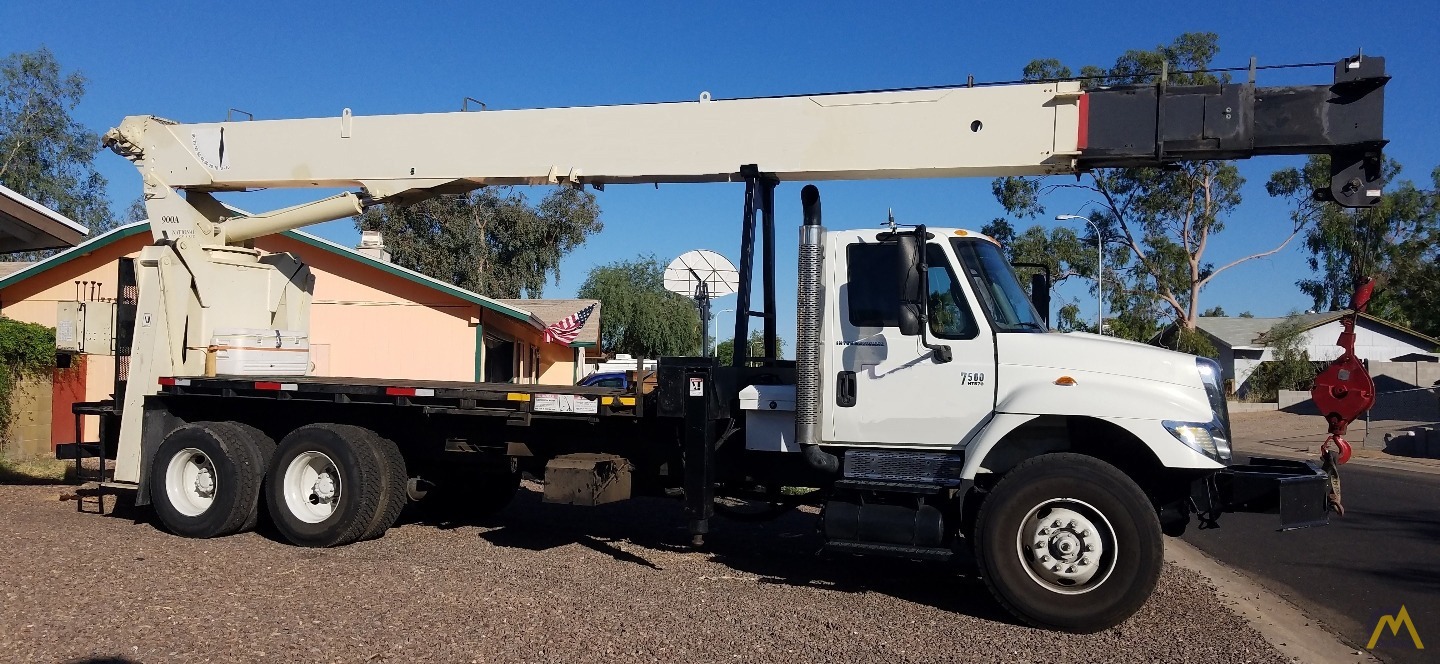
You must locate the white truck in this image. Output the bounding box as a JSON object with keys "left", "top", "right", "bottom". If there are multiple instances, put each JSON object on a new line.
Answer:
{"left": 61, "top": 55, "right": 1387, "bottom": 632}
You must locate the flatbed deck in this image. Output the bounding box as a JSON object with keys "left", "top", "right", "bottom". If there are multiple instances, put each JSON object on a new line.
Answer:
{"left": 157, "top": 374, "right": 641, "bottom": 418}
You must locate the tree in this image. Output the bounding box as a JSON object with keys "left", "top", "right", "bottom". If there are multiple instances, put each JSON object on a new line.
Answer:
{"left": 1201, "top": 306, "right": 1226, "bottom": 317}
{"left": 356, "top": 186, "right": 601, "bottom": 298}
{"left": 577, "top": 254, "right": 699, "bottom": 357}
{"left": 715, "top": 330, "right": 787, "bottom": 364}
{"left": 991, "top": 34, "right": 1303, "bottom": 344}
{"left": 1268, "top": 156, "right": 1440, "bottom": 336}
{"left": 0, "top": 47, "right": 116, "bottom": 250}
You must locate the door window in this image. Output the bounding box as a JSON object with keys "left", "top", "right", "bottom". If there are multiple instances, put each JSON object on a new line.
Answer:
{"left": 925, "top": 244, "right": 978, "bottom": 339}
{"left": 845, "top": 242, "right": 976, "bottom": 339}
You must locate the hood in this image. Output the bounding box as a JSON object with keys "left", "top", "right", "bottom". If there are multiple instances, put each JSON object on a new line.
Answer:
{"left": 996, "top": 331, "right": 1200, "bottom": 388}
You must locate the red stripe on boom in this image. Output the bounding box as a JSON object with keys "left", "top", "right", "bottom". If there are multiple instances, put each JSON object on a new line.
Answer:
{"left": 1076, "top": 93, "right": 1089, "bottom": 151}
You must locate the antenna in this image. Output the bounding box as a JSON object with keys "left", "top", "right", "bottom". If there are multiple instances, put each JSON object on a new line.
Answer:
{"left": 664, "top": 250, "right": 739, "bottom": 355}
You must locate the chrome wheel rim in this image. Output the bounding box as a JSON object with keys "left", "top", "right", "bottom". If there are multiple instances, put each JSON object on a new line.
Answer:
{"left": 1015, "top": 498, "right": 1117, "bottom": 595}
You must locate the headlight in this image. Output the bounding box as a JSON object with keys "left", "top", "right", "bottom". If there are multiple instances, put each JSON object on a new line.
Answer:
{"left": 1193, "top": 357, "right": 1232, "bottom": 462}
{"left": 1164, "top": 420, "right": 1232, "bottom": 463}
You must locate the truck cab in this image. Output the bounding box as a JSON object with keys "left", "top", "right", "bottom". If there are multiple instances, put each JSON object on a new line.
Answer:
{"left": 821, "top": 226, "right": 1230, "bottom": 474}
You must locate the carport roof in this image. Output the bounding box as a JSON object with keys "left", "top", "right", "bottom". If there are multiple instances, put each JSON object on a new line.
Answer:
{"left": 0, "top": 183, "right": 89, "bottom": 253}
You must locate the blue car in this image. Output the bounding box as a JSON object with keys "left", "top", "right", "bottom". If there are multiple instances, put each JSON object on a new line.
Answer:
{"left": 578, "top": 371, "right": 629, "bottom": 389}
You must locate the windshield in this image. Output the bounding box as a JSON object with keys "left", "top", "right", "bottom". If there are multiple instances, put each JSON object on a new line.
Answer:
{"left": 951, "top": 238, "right": 1047, "bottom": 332}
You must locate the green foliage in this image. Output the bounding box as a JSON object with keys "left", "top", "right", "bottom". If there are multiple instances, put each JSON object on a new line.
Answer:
{"left": 1201, "top": 306, "right": 1226, "bottom": 317}
{"left": 716, "top": 330, "right": 787, "bottom": 364}
{"left": 989, "top": 34, "right": 1299, "bottom": 341}
{"left": 577, "top": 254, "right": 699, "bottom": 357}
{"left": 1268, "top": 156, "right": 1440, "bottom": 337}
{"left": 0, "top": 317, "right": 56, "bottom": 438}
{"left": 1244, "top": 315, "right": 1319, "bottom": 402}
{"left": 356, "top": 186, "right": 602, "bottom": 298}
{"left": 0, "top": 47, "right": 116, "bottom": 253}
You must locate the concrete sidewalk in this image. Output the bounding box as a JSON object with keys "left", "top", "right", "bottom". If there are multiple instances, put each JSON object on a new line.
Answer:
{"left": 1231, "top": 410, "right": 1440, "bottom": 476}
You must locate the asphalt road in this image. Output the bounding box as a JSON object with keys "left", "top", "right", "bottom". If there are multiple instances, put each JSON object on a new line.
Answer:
{"left": 1184, "top": 458, "right": 1440, "bottom": 664}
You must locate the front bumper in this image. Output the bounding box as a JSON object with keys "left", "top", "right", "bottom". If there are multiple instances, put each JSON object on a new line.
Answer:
{"left": 1192, "top": 457, "right": 1331, "bottom": 530}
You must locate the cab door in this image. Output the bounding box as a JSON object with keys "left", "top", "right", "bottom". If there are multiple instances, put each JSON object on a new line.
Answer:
{"left": 824, "top": 237, "right": 996, "bottom": 449}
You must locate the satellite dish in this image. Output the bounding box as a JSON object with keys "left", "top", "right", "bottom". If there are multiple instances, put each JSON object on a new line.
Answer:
{"left": 664, "top": 250, "right": 738, "bottom": 298}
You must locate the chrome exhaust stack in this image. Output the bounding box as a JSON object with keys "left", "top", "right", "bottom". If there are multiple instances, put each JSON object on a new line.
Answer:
{"left": 796, "top": 185, "right": 839, "bottom": 474}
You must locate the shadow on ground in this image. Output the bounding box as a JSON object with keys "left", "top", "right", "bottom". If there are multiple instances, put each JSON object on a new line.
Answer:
{"left": 407, "top": 485, "right": 1017, "bottom": 627}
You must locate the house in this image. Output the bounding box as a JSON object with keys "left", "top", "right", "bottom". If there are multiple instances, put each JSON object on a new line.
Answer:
{"left": 0, "top": 222, "right": 599, "bottom": 456}
{"left": 1177, "top": 312, "right": 1439, "bottom": 396}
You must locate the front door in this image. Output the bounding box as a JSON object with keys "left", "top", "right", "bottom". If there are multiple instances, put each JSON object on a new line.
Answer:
{"left": 825, "top": 238, "right": 996, "bottom": 449}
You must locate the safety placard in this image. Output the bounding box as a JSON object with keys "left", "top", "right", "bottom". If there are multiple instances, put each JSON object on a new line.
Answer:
{"left": 533, "top": 393, "right": 599, "bottom": 414}
{"left": 689, "top": 377, "right": 704, "bottom": 396}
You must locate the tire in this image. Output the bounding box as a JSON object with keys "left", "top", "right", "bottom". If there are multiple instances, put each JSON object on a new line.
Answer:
{"left": 265, "top": 424, "right": 389, "bottom": 547}
{"left": 973, "top": 453, "right": 1163, "bottom": 633}
{"left": 149, "top": 422, "right": 265, "bottom": 539}
{"left": 216, "top": 421, "right": 277, "bottom": 534}
{"left": 357, "top": 430, "right": 407, "bottom": 542}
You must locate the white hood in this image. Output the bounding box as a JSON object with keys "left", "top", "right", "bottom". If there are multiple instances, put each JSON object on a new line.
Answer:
{"left": 997, "top": 331, "right": 1200, "bottom": 388}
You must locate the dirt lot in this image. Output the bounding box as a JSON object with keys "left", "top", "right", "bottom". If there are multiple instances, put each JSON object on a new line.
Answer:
{"left": 0, "top": 480, "right": 1293, "bottom": 664}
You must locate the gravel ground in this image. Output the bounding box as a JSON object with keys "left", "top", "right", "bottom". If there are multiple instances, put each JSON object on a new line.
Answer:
{"left": 1, "top": 482, "right": 1287, "bottom": 664}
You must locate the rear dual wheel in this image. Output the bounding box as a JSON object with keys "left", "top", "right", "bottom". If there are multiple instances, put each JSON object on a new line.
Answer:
{"left": 265, "top": 424, "right": 407, "bottom": 547}
{"left": 150, "top": 421, "right": 275, "bottom": 539}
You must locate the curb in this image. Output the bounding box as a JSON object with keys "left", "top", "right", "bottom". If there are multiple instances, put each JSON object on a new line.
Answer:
{"left": 1165, "top": 539, "right": 1377, "bottom": 664}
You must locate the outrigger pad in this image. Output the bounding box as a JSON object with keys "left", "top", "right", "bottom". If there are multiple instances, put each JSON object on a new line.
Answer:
{"left": 542, "top": 453, "right": 633, "bottom": 506}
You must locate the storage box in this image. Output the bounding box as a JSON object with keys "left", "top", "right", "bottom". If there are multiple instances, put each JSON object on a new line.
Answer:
{"left": 739, "top": 384, "right": 797, "bottom": 452}
{"left": 211, "top": 328, "right": 310, "bottom": 376}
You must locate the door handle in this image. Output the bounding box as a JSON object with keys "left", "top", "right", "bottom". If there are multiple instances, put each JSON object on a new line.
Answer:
{"left": 836, "top": 371, "right": 857, "bottom": 407}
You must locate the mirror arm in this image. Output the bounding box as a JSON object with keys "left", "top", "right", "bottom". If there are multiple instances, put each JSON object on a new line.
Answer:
{"left": 913, "top": 225, "right": 952, "bottom": 364}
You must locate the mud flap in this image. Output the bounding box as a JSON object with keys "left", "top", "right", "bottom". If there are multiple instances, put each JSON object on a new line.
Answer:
{"left": 1192, "top": 457, "right": 1330, "bottom": 530}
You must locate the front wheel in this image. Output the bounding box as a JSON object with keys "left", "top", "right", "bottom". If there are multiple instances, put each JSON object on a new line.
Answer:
{"left": 973, "top": 453, "right": 1163, "bottom": 633}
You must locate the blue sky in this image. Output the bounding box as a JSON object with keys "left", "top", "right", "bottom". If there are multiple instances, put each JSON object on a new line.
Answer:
{"left": 5, "top": 1, "right": 1437, "bottom": 354}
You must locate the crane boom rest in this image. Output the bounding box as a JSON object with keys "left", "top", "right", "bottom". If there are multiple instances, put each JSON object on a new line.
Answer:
{"left": 75, "top": 55, "right": 1385, "bottom": 634}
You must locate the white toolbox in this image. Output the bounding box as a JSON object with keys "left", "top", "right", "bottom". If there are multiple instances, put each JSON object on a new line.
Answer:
{"left": 739, "top": 384, "right": 797, "bottom": 453}
{"left": 211, "top": 328, "right": 310, "bottom": 376}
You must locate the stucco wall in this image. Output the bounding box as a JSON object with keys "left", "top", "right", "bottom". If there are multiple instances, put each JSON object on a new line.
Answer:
{"left": 5, "top": 375, "right": 53, "bottom": 459}
{"left": 261, "top": 236, "right": 479, "bottom": 381}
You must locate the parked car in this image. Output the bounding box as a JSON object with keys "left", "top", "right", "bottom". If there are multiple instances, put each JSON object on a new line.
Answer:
{"left": 578, "top": 371, "right": 629, "bottom": 389}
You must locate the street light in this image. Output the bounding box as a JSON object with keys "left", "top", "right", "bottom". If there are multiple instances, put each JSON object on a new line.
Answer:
{"left": 1055, "top": 214, "right": 1103, "bottom": 334}
{"left": 712, "top": 308, "right": 735, "bottom": 356}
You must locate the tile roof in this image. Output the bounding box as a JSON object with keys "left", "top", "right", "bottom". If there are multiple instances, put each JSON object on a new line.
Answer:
{"left": 1193, "top": 311, "right": 1438, "bottom": 349}
{"left": 498, "top": 298, "right": 601, "bottom": 347}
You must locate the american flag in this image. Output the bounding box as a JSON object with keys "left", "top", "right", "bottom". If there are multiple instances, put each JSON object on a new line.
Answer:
{"left": 543, "top": 303, "right": 597, "bottom": 345}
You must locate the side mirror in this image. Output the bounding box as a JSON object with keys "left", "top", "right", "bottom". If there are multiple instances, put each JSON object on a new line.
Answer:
{"left": 1011, "top": 262, "right": 1052, "bottom": 329}
{"left": 896, "top": 231, "right": 923, "bottom": 337}
{"left": 1030, "top": 273, "right": 1051, "bottom": 328}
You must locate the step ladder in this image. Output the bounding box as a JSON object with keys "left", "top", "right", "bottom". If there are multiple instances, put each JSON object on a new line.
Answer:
{"left": 56, "top": 401, "right": 119, "bottom": 514}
